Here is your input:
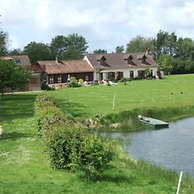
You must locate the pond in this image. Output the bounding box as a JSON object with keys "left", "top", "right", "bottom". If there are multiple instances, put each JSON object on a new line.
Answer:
{"left": 104, "top": 117, "right": 194, "bottom": 176}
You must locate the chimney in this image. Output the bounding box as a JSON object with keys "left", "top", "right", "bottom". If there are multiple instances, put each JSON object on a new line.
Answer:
{"left": 56, "top": 55, "right": 58, "bottom": 64}
{"left": 146, "top": 48, "right": 150, "bottom": 56}
{"left": 42, "top": 65, "right": 46, "bottom": 71}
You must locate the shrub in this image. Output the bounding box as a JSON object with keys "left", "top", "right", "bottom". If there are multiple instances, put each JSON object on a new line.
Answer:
{"left": 92, "top": 80, "right": 99, "bottom": 86}
{"left": 34, "top": 94, "right": 67, "bottom": 136}
{"left": 41, "top": 83, "right": 55, "bottom": 90}
{"left": 35, "top": 106, "right": 67, "bottom": 136}
{"left": 80, "top": 134, "right": 114, "bottom": 180}
{"left": 34, "top": 94, "right": 114, "bottom": 180}
{"left": 118, "top": 77, "right": 127, "bottom": 83}
{"left": 69, "top": 77, "right": 81, "bottom": 87}
{"left": 78, "top": 79, "right": 84, "bottom": 85}
{"left": 34, "top": 94, "right": 56, "bottom": 113}
{"left": 45, "top": 122, "right": 114, "bottom": 179}
{"left": 45, "top": 123, "right": 85, "bottom": 171}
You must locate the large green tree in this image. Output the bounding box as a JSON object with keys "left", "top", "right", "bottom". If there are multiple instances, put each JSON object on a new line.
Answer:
{"left": 126, "top": 36, "right": 153, "bottom": 53}
{"left": 50, "top": 33, "right": 88, "bottom": 60}
{"left": 24, "top": 42, "right": 52, "bottom": 64}
{"left": 0, "top": 58, "right": 31, "bottom": 94}
{"left": 152, "top": 30, "right": 177, "bottom": 58}
{"left": 63, "top": 33, "right": 88, "bottom": 59}
{"left": 50, "top": 35, "right": 66, "bottom": 59}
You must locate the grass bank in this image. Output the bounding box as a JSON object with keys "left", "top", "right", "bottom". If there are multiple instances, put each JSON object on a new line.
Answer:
{"left": 1, "top": 74, "right": 194, "bottom": 193}
{"left": 50, "top": 74, "right": 194, "bottom": 131}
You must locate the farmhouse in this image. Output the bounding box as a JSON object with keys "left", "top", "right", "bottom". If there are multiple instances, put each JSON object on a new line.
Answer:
{"left": 35, "top": 58, "right": 94, "bottom": 87}
{"left": 35, "top": 50, "right": 159, "bottom": 87}
{"left": 84, "top": 49, "right": 159, "bottom": 81}
{"left": 1, "top": 50, "right": 159, "bottom": 92}
{"left": 2, "top": 55, "right": 41, "bottom": 92}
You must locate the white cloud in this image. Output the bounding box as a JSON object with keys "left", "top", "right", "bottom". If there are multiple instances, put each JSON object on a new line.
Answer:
{"left": 1, "top": 0, "right": 194, "bottom": 52}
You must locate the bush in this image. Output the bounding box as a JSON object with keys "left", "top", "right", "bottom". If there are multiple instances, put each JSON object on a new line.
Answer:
{"left": 69, "top": 77, "right": 81, "bottom": 87}
{"left": 45, "top": 122, "right": 113, "bottom": 179}
{"left": 34, "top": 94, "right": 67, "bottom": 136}
{"left": 34, "top": 94, "right": 114, "bottom": 180}
{"left": 34, "top": 94, "right": 56, "bottom": 113}
{"left": 35, "top": 106, "right": 67, "bottom": 136}
{"left": 118, "top": 77, "right": 127, "bottom": 83}
{"left": 45, "top": 123, "right": 85, "bottom": 171}
{"left": 92, "top": 80, "right": 99, "bottom": 86}
{"left": 80, "top": 134, "right": 113, "bottom": 180}
{"left": 78, "top": 79, "right": 84, "bottom": 85}
{"left": 41, "top": 83, "right": 55, "bottom": 90}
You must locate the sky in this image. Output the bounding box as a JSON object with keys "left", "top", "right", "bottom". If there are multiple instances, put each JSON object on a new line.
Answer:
{"left": 1, "top": 0, "right": 194, "bottom": 53}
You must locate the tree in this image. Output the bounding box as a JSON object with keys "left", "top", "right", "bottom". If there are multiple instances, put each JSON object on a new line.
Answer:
{"left": 152, "top": 30, "right": 177, "bottom": 58}
{"left": 0, "top": 58, "right": 31, "bottom": 94}
{"left": 63, "top": 33, "right": 88, "bottom": 59}
{"left": 115, "top": 46, "right": 124, "bottom": 53}
{"left": 0, "top": 30, "right": 8, "bottom": 56}
{"left": 157, "top": 55, "right": 174, "bottom": 75}
{"left": 24, "top": 41, "right": 52, "bottom": 64}
{"left": 93, "top": 49, "right": 107, "bottom": 54}
{"left": 126, "top": 36, "right": 153, "bottom": 53}
{"left": 176, "top": 38, "right": 194, "bottom": 61}
{"left": 50, "top": 35, "right": 66, "bottom": 59}
{"left": 8, "top": 48, "right": 23, "bottom": 56}
{"left": 50, "top": 34, "right": 88, "bottom": 60}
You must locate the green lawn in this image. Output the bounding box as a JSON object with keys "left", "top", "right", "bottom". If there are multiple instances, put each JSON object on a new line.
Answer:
{"left": 1, "top": 74, "right": 194, "bottom": 194}
{"left": 52, "top": 74, "right": 194, "bottom": 120}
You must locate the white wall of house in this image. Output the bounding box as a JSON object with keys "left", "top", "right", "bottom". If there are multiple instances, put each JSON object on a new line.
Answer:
{"left": 94, "top": 67, "right": 158, "bottom": 80}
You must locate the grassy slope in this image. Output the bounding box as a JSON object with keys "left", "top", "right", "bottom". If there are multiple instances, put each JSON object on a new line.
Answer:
{"left": 53, "top": 74, "right": 194, "bottom": 120}
{"left": 0, "top": 75, "right": 194, "bottom": 193}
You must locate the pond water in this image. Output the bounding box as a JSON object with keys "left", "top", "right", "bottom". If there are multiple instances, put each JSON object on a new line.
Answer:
{"left": 104, "top": 117, "right": 194, "bottom": 176}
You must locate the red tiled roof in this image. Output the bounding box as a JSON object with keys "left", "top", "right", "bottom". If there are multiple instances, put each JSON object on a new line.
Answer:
{"left": 37, "top": 59, "right": 94, "bottom": 74}
{"left": 2, "top": 55, "right": 32, "bottom": 70}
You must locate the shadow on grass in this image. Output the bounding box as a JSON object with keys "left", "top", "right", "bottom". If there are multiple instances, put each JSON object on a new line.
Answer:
{"left": 0, "top": 93, "right": 38, "bottom": 122}
{"left": 1, "top": 131, "right": 34, "bottom": 141}
{"left": 56, "top": 99, "right": 89, "bottom": 119}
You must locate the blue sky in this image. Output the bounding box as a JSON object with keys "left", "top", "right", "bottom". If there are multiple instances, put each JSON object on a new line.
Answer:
{"left": 1, "top": 0, "right": 194, "bottom": 53}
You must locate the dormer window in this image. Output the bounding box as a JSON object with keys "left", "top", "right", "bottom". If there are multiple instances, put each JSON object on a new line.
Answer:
{"left": 15, "top": 59, "right": 23, "bottom": 64}
{"left": 100, "top": 58, "right": 106, "bottom": 66}
{"left": 141, "top": 55, "right": 146, "bottom": 64}
{"left": 96, "top": 55, "right": 107, "bottom": 67}
{"left": 127, "top": 56, "right": 133, "bottom": 65}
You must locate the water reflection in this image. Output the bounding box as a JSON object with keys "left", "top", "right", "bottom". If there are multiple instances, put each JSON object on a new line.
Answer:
{"left": 104, "top": 117, "right": 194, "bottom": 176}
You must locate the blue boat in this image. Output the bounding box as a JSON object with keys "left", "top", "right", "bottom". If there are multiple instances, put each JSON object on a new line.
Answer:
{"left": 138, "top": 115, "right": 169, "bottom": 129}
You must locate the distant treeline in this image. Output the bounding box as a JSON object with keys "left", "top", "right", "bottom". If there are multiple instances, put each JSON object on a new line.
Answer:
{"left": 1, "top": 29, "right": 194, "bottom": 74}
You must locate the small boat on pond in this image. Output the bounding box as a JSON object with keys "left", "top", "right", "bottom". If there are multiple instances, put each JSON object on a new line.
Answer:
{"left": 138, "top": 115, "right": 169, "bottom": 129}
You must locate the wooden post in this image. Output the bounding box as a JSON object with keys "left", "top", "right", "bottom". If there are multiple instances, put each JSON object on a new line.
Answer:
{"left": 176, "top": 171, "right": 183, "bottom": 194}
{"left": 112, "top": 94, "right": 116, "bottom": 110}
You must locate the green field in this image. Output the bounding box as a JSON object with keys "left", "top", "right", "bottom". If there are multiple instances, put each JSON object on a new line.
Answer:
{"left": 53, "top": 74, "right": 194, "bottom": 119}
{"left": 1, "top": 74, "right": 194, "bottom": 193}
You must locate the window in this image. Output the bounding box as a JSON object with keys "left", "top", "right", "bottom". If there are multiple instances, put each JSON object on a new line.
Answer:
{"left": 85, "top": 75, "right": 89, "bottom": 81}
{"left": 49, "top": 75, "right": 54, "bottom": 84}
{"left": 141, "top": 56, "right": 146, "bottom": 64}
{"left": 57, "top": 75, "right": 62, "bottom": 83}
{"left": 15, "top": 59, "right": 23, "bottom": 64}
{"left": 100, "top": 59, "right": 106, "bottom": 66}
{"left": 130, "top": 71, "right": 134, "bottom": 79}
